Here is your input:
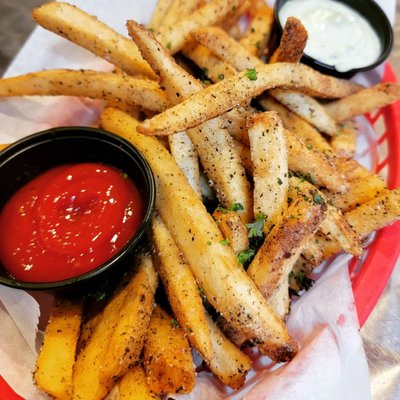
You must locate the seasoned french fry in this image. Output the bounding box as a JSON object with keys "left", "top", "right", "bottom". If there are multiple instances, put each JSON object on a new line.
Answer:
{"left": 247, "top": 111, "right": 288, "bottom": 232}
{"left": 269, "top": 17, "right": 308, "bottom": 63}
{"left": 34, "top": 298, "right": 83, "bottom": 400}
{"left": 118, "top": 365, "right": 160, "bottom": 400}
{"left": 205, "top": 313, "right": 252, "bottom": 389}
{"left": 152, "top": 214, "right": 213, "bottom": 360}
{"left": 269, "top": 89, "right": 338, "bottom": 136}
{"left": 212, "top": 208, "right": 250, "bottom": 254}
{"left": 259, "top": 96, "right": 333, "bottom": 153}
{"left": 128, "top": 20, "right": 253, "bottom": 223}
{"left": 221, "top": 106, "right": 252, "bottom": 145}
{"left": 101, "top": 107, "right": 297, "bottom": 363}
{"left": 149, "top": 0, "right": 174, "bottom": 30}
{"left": 100, "top": 255, "right": 158, "bottom": 388}
{"left": 239, "top": 0, "right": 274, "bottom": 57}
{"left": 325, "top": 83, "right": 400, "bottom": 122}
{"left": 0, "top": 69, "right": 168, "bottom": 112}
{"left": 143, "top": 305, "right": 195, "bottom": 395}
{"left": 137, "top": 62, "right": 362, "bottom": 136}
{"left": 159, "top": 0, "right": 203, "bottom": 28}
{"left": 330, "top": 120, "right": 357, "bottom": 158}
{"left": 182, "top": 42, "right": 236, "bottom": 83}
{"left": 193, "top": 26, "right": 261, "bottom": 71}
{"left": 72, "top": 256, "right": 157, "bottom": 400}
{"left": 155, "top": 0, "right": 245, "bottom": 54}
{"left": 32, "top": 2, "right": 156, "bottom": 79}
{"left": 247, "top": 197, "right": 326, "bottom": 318}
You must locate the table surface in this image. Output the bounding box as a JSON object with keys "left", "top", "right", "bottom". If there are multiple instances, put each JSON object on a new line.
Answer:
{"left": 0, "top": 1, "right": 399, "bottom": 399}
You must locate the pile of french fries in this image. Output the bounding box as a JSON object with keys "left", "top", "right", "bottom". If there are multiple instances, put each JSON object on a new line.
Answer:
{"left": 2, "top": 0, "right": 400, "bottom": 398}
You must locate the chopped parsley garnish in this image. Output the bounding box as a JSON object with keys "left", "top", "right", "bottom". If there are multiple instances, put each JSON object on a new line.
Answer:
{"left": 277, "top": 177, "right": 283, "bottom": 185}
{"left": 218, "top": 73, "right": 225, "bottom": 80}
{"left": 237, "top": 248, "right": 256, "bottom": 265}
{"left": 216, "top": 203, "right": 244, "bottom": 213}
{"left": 220, "top": 239, "right": 230, "bottom": 246}
{"left": 165, "top": 42, "right": 172, "bottom": 50}
{"left": 207, "top": 240, "right": 212, "bottom": 246}
{"left": 170, "top": 319, "right": 180, "bottom": 328}
{"left": 245, "top": 68, "right": 258, "bottom": 81}
{"left": 246, "top": 213, "right": 266, "bottom": 239}
{"left": 289, "top": 270, "right": 314, "bottom": 292}
{"left": 313, "top": 193, "right": 326, "bottom": 204}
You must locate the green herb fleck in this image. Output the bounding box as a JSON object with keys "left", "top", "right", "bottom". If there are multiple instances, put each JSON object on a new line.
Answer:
{"left": 220, "top": 239, "right": 230, "bottom": 246}
{"left": 277, "top": 177, "right": 283, "bottom": 185}
{"left": 166, "top": 42, "right": 172, "bottom": 50}
{"left": 245, "top": 68, "right": 257, "bottom": 81}
{"left": 246, "top": 213, "right": 266, "bottom": 239}
{"left": 306, "top": 144, "right": 313, "bottom": 150}
{"left": 170, "top": 319, "right": 180, "bottom": 328}
{"left": 218, "top": 73, "right": 225, "bottom": 80}
{"left": 207, "top": 240, "right": 212, "bottom": 246}
{"left": 237, "top": 248, "right": 256, "bottom": 265}
{"left": 255, "top": 41, "right": 261, "bottom": 49}
{"left": 289, "top": 270, "right": 314, "bottom": 292}
{"left": 313, "top": 193, "right": 326, "bottom": 204}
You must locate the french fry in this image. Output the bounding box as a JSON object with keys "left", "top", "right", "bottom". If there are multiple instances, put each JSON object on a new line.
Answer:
{"left": 143, "top": 305, "right": 195, "bottom": 395}
{"left": 72, "top": 255, "right": 157, "bottom": 400}
{"left": 269, "top": 17, "right": 308, "bottom": 64}
{"left": 137, "top": 62, "right": 362, "bottom": 136}
{"left": 152, "top": 214, "right": 213, "bottom": 360}
{"left": 100, "top": 107, "right": 297, "bottom": 363}
{"left": 324, "top": 83, "right": 400, "bottom": 122}
{"left": 34, "top": 298, "right": 83, "bottom": 400}
{"left": 330, "top": 120, "right": 357, "bottom": 158}
{"left": 269, "top": 89, "right": 338, "bottom": 136}
{"left": 205, "top": 313, "right": 252, "bottom": 389}
{"left": 128, "top": 20, "right": 253, "bottom": 223}
{"left": 0, "top": 69, "right": 168, "bottom": 112}
{"left": 32, "top": 2, "right": 156, "bottom": 79}
{"left": 259, "top": 96, "right": 333, "bottom": 153}
{"left": 247, "top": 111, "right": 288, "bottom": 232}
{"left": 221, "top": 106, "right": 252, "bottom": 145}
{"left": 193, "top": 26, "right": 261, "bottom": 71}
{"left": 155, "top": 0, "right": 245, "bottom": 54}
{"left": 212, "top": 207, "right": 250, "bottom": 254}
{"left": 117, "top": 365, "right": 160, "bottom": 400}
{"left": 247, "top": 197, "right": 326, "bottom": 318}
{"left": 159, "top": 0, "right": 203, "bottom": 28}
{"left": 239, "top": 0, "right": 274, "bottom": 57}
{"left": 149, "top": 0, "right": 174, "bottom": 30}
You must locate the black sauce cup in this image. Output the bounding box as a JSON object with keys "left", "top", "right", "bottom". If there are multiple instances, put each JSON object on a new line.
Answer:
{"left": 0, "top": 127, "right": 155, "bottom": 294}
{"left": 274, "top": 0, "right": 394, "bottom": 79}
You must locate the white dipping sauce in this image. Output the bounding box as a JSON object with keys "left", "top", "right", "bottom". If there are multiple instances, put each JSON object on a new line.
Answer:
{"left": 278, "top": 0, "right": 382, "bottom": 72}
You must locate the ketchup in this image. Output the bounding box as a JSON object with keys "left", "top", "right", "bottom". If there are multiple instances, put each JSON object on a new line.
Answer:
{"left": 0, "top": 163, "right": 144, "bottom": 282}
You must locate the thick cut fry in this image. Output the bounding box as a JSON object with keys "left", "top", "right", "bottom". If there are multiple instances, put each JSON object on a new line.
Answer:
{"left": 248, "top": 197, "right": 326, "bottom": 318}
{"left": 152, "top": 214, "right": 213, "bottom": 360}
{"left": 155, "top": 0, "right": 244, "bottom": 54}
{"left": 193, "top": 26, "right": 261, "bottom": 71}
{"left": 325, "top": 83, "right": 400, "bottom": 122}
{"left": 269, "top": 17, "right": 308, "bottom": 63}
{"left": 72, "top": 256, "right": 157, "bottom": 400}
{"left": 143, "top": 306, "right": 195, "bottom": 395}
{"left": 284, "top": 130, "right": 349, "bottom": 193}
{"left": 137, "top": 62, "right": 362, "bottom": 136}
{"left": 270, "top": 89, "right": 338, "bottom": 136}
{"left": 128, "top": 20, "right": 253, "bottom": 223}
{"left": 239, "top": 0, "right": 274, "bottom": 57}
{"left": 248, "top": 111, "right": 288, "bottom": 232}
{"left": 182, "top": 42, "right": 236, "bottom": 83}
{"left": 212, "top": 208, "right": 249, "bottom": 254}
{"left": 118, "top": 365, "right": 159, "bottom": 400}
{"left": 259, "top": 96, "right": 333, "bottom": 153}
{"left": 100, "top": 255, "right": 158, "bottom": 387}
{"left": 0, "top": 69, "right": 168, "bottom": 112}
{"left": 205, "top": 313, "right": 252, "bottom": 389}
{"left": 32, "top": 2, "right": 156, "bottom": 79}
{"left": 288, "top": 177, "right": 363, "bottom": 257}
{"left": 101, "top": 107, "right": 297, "bottom": 363}
{"left": 34, "top": 298, "right": 83, "bottom": 400}
{"left": 330, "top": 121, "right": 357, "bottom": 159}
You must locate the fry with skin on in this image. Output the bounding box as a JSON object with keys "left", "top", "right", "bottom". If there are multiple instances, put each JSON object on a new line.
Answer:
{"left": 247, "top": 111, "right": 288, "bottom": 233}
{"left": 0, "top": 69, "right": 168, "bottom": 112}
{"left": 143, "top": 306, "right": 195, "bottom": 395}
{"left": 152, "top": 214, "right": 213, "bottom": 360}
{"left": 137, "top": 62, "right": 362, "bottom": 136}
{"left": 324, "top": 83, "right": 400, "bottom": 122}
{"left": 247, "top": 197, "right": 327, "bottom": 318}
{"left": 155, "top": 0, "right": 245, "bottom": 54}
{"left": 128, "top": 20, "right": 253, "bottom": 223}
{"left": 34, "top": 298, "right": 83, "bottom": 400}
{"left": 32, "top": 2, "right": 156, "bottom": 79}
{"left": 101, "top": 107, "right": 297, "bottom": 363}
{"left": 239, "top": 0, "right": 274, "bottom": 57}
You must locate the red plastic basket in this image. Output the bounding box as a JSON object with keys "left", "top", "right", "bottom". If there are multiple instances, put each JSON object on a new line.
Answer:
{"left": 1, "top": 63, "right": 399, "bottom": 399}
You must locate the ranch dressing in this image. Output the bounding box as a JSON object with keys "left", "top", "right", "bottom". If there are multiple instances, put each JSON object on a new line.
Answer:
{"left": 278, "top": 0, "right": 382, "bottom": 72}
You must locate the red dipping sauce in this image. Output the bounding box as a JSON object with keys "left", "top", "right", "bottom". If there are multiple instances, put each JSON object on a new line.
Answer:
{"left": 0, "top": 163, "right": 144, "bottom": 282}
